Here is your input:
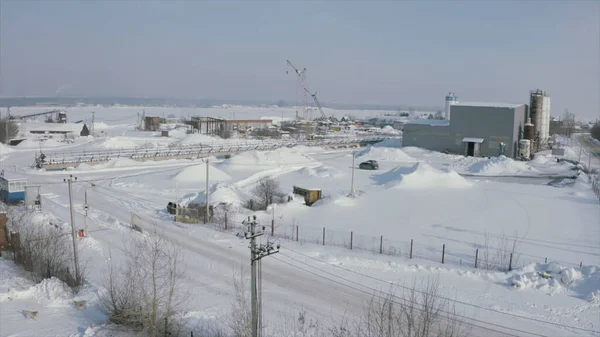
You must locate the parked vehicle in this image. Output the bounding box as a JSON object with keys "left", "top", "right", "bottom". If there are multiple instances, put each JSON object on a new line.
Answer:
{"left": 359, "top": 160, "right": 379, "bottom": 170}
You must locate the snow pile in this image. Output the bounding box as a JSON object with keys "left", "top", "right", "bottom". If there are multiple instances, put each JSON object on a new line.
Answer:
{"left": 297, "top": 165, "right": 344, "bottom": 179}
{"left": 455, "top": 155, "right": 540, "bottom": 176}
{"left": 185, "top": 182, "right": 248, "bottom": 206}
{"left": 97, "top": 137, "right": 144, "bottom": 149}
{"left": 178, "top": 133, "right": 225, "bottom": 145}
{"left": 357, "top": 146, "right": 414, "bottom": 162}
{"left": 508, "top": 263, "right": 600, "bottom": 300}
{"left": 372, "top": 138, "right": 403, "bottom": 148}
{"left": 222, "top": 147, "right": 315, "bottom": 169}
{"left": 77, "top": 158, "right": 141, "bottom": 170}
{"left": 373, "top": 163, "right": 471, "bottom": 189}
{"left": 0, "top": 142, "right": 14, "bottom": 153}
{"left": 174, "top": 164, "right": 231, "bottom": 182}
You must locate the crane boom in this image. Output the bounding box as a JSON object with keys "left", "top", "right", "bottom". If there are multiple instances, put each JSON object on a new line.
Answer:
{"left": 11, "top": 110, "right": 62, "bottom": 119}
{"left": 305, "top": 88, "right": 326, "bottom": 119}
{"left": 286, "top": 60, "right": 304, "bottom": 77}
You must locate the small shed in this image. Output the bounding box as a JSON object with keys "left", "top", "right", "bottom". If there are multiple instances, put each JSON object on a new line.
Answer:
{"left": 293, "top": 186, "right": 322, "bottom": 206}
{"left": 0, "top": 172, "right": 27, "bottom": 203}
{"left": 161, "top": 130, "right": 169, "bottom": 137}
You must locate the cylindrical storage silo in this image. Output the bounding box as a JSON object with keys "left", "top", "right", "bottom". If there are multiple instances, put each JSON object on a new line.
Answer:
{"left": 524, "top": 118, "right": 535, "bottom": 141}
{"left": 519, "top": 139, "right": 531, "bottom": 160}
{"left": 445, "top": 92, "right": 459, "bottom": 120}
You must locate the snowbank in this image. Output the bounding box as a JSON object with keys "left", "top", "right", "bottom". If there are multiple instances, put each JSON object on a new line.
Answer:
{"left": 508, "top": 263, "right": 600, "bottom": 301}
{"left": 454, "top": 155, "right": 540, "bottom": 176}
{"left": 0, "top": 142, "right": 14, "bottom": 153}
{"left": 297, "top": 165, "right": 344, "bottom": 179}
{"left": 222, "top": 147, "right": 315, "bottom": 169}
{"left": 186, "top": 182, "right": 248, "bottom": 206}
{"left": 373, "top": 163, "right": 471, "bottom": 189}
{"left": 357, "top": 146, "right": 414, "bottom": 162}
{"left": 174, "top": 164, "right": 231, "bottom": 182}
{"left": 178, "top": 133, "right": 226, "bottom": 145}
{"left": 372, "top": 138, "right": 403, "bottom": 148}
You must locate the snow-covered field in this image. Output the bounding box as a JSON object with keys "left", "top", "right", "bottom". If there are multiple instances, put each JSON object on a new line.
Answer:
{"left": 0, "top": 106, "right": 599, "bottom": 337}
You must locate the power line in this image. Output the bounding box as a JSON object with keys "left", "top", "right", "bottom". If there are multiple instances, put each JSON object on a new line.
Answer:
{"left": 272, "top": 255, "right": 532, "bottom": 337}
{"left": 282, "top": 248, "right": 600, "bottom": 335}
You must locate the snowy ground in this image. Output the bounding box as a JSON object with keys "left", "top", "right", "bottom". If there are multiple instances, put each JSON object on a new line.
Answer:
{"left": 0, "top": 106, "right": 599, "bottom": 337}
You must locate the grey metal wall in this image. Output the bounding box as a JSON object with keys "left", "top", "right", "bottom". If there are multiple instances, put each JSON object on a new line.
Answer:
{"left": 512, "top": 105, "right": 528, "bottom": 158}
{"left": 402, "top": 124, "right": 450, "bottom": 152}
{"left": 448, "top": 106, "right": 518, "bottom": 158}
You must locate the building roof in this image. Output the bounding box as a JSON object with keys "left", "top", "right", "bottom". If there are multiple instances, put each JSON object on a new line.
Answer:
{"left": 462, "top": 137, "right": 485, "bottom": 143}
{"left": 0, "top": 171, "right": 28, "bottom": 181}
{"left": 405, "top": 119, "right": 450, "bottom": 126}
{"left": 454, "top": 102, "right": 524, "bottom": 109}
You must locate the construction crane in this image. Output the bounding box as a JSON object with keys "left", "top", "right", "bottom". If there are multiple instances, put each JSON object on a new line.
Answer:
{"left": 286, "top": 60, "right": 309, "bottom": 121}
{"left": 304, "top": 88, "right": 327, "bottom": 119}
{"left": 10, "top": 109, "right": 62, "bottom": 119}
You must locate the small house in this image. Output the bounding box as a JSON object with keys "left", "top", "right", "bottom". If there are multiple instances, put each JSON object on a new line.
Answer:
{"left": 0, "top": 172, "right": 27, "bottom": 203}
{"left": 293, "top": 186, "right": 322, "bottom": 206}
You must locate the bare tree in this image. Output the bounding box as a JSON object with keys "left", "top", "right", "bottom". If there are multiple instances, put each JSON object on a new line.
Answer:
{"left": 481, "top": 231, "right": 520, "bottom": 271}
{"left": 100, "top": 231, "right": 186, "bottom": 337}
{"left": 591, "top": 121, "right": 600, "bottom": 141}
{"left": 250, "top": 178, "right": 281, "bottom": 210}
{"left": 6, "top": 206, "right": 84, "bottom": 289}
{"left": 562, "top": 109, "right": 576, "bottom": 137}
{"left": 227, "top": 269, "right": 252, "bottom": 337}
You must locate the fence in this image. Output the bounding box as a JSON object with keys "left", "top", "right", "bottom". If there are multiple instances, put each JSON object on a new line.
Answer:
{"left": 258, "top": 222, "right": 586, "bottom": 272}
{"left": 128, "top": 209, "right": 589, "bottom": 272}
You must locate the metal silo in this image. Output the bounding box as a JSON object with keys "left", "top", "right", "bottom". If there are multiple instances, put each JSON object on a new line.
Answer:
{"left": 445, "top": 92, "right": 459, "bottom": 120}
{"left": 529, "top": 89, "right": 550, "bottom": 146}
{"left": 524, "top": 118, "right": 535, "bottom": 141}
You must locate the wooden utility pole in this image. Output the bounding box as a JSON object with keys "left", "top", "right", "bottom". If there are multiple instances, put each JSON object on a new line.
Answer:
{"left": 350, "top": 150, "right": 356, "bottom": 196}
{"left": 205, "top": 159, "right": 209, "bottom": 224}
{"left": 84, "top": 189, "right": 89, "bottom": 237}
{"left": 65, "top": 175, "right": 81, "bottom": 284}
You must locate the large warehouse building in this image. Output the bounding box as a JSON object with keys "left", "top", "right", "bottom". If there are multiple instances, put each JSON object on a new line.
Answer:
{"left": 403, "top": 102, "right": 528, "bottom": 158}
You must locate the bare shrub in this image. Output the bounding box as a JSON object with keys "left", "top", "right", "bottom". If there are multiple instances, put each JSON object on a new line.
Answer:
{"left": 100, "top": 231, "right": 186, "bottom": 337}
{"left": 351, "top": 277, "right": 469, "bottom": 337}
{"left": 481, "top": 231, "right": 521, "bottom": 271}
{"left": 227, "top": 269, "right": 252, "bottom": 337}
{"left": 212, "top": 203, "right": 241, "bottom": 231}
{"left": 6, "top": 206, "right": 84, "bottom": 290}
{"left": 248, "top": 178, "right": 281, "bottom": 211}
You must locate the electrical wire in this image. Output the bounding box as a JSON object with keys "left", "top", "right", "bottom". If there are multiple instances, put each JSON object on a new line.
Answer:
{"left": 282, "top": 247, "right": 600, "bottom": 335}
{"left": 271, "top": 255, "right": 533, "bottom": 337}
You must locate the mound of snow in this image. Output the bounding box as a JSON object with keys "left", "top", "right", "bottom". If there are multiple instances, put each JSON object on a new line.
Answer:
{"left": 297, "top": 165, "right": 344, "bottom": 179}
{"left": 97, "top": 137, "right": 142, "bottom": 149}
{"left": 357, "top": 146, "right": 414, "bottom": 162}
{"left": 371, "top": 138, "right": 403, "bottom": 148}
{"left": 508, "top": 263, "right": 600, "bottom": 300}
{"left": 222, "top": 147, "right": 314, "bottom": 169}
{"left": 458, "top": 156, "right": 540, "bottom": 176}
{"left": 185, "top": 182, "right": 248, "bottom": 206}
{"left": 178, "top": 133, "right": 225, "bottom": 145}
{"left": 174, "top": 164, "right": 231, "bottom": 182}
{"left": 0, "top": 142, "right": 14, "bottom": 153}
{"left": 373, "top": 163, "right": 471, "bottom": 189}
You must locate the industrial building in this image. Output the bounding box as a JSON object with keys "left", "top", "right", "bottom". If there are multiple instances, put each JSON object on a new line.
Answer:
{"left": 0, "top": 171, "right": 27, "bottom": 203}
{"left": 187, "top": 117, "right": 273, "bottom": 135}
{"left": 402, "top": 90, "right": 551, "bottom": 159}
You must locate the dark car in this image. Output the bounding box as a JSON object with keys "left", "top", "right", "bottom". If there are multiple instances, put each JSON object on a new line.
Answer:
{"left": 359, "top": 160, "right": 379, "bottom": 170}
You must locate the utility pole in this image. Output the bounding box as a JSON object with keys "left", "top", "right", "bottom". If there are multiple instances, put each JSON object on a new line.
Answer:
{"left": 350, "top": 150, "right": 356, "bottom": 197}
{"left": 4, "top": 107, "right": 10, "bottom": 144}
{"left": 205, "top": 158, "right": 209, "bottom": 224}
{"left": 91, "top": 111, "right": 95, "bottom": 136}
{"left": 243, "top": 215, "right": 280, "bottom": 337}
{"left": 84, "top": 189, "right": 89, "bottom": 237}
{"left": 64, "top": 175, "right": 81, "bottom": 284}
{"left": 579, "top": 143, "right": 583, "bottom": 163}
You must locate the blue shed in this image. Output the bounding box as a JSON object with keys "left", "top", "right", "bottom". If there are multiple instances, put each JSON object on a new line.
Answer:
{"left": 0, "top": 172, "right": 27, "bottom": 203}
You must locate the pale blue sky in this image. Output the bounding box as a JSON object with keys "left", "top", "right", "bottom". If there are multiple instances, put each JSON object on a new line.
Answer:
{"left": 1, "top": 0, "right": 598, "bottom": 119}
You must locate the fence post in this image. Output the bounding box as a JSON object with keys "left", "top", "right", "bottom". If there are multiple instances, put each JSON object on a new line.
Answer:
{"left": 296, "top": 225, "right": 299, "bottom": 242}
{"left": 442, "top": 244, "right": 445, "bottom": 264}
{"left": 475, "top": 249, "right": 478, "bottom": 268}
{"left": 545, "top": 257, "right": 547, "bottom": 264}
{"left": 350, "top": 231, "right": 353, "bottom": 250}
{"left": 410, "top": 239, "right": 413, "bottom": 259}
{"left": 322, "top": 227, "right": 325, "bottom": 246}
{"left": 380, "top": 235, "right": 383, "bottom": 254}
{"left": 224, "top": 212, "right": 228, "bottom": 230}
{"left": 271, "top": 219, "right": 275, "bottom": 236}
{"left": 509, "top": 253, "right": 513, "bottom": 271}
{"left": 580, "top": 261, "right": 583, "bottom": 267}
